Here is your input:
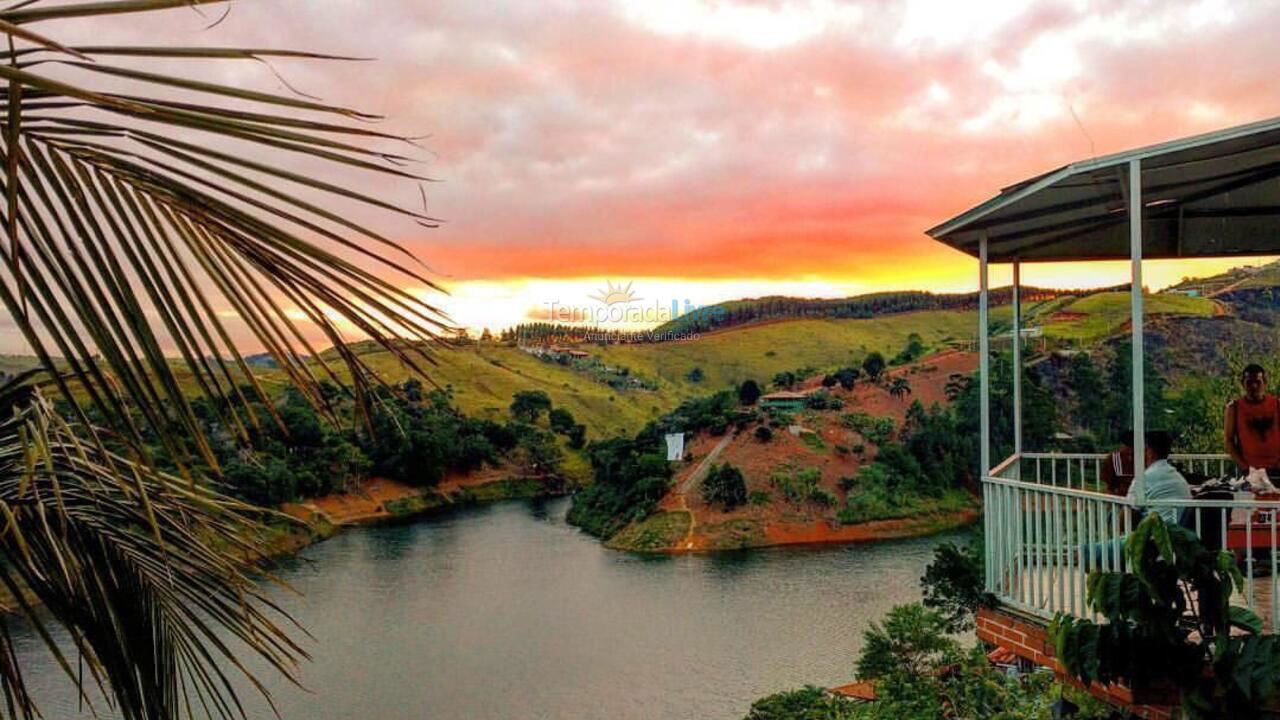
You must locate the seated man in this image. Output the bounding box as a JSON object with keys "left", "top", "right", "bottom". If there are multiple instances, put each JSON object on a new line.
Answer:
{"left": 1224, "top": 363, "right": 1280, "bottom": 474}
{"left": 1128, "top": 429, "right": 1191, "bottom": 526}
{"left": 1100, "top": 429, "right": 1135, "bottom": 495}
{"left": 1084, "top": 430, "right": 1189, "bottom": 566}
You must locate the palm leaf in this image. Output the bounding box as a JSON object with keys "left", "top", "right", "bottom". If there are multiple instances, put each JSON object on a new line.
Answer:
{"left": 0, "top": 2, "right": 455, "bottom": 718}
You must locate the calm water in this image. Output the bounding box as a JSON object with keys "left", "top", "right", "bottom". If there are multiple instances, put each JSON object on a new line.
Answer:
{"left": 16, "top": 498, "right": 954, "bottom": 720}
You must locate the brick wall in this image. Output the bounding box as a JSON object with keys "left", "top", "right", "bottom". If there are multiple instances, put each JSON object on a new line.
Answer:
{"left": 975, "top": 606, "right": 1177, "bottom": 720}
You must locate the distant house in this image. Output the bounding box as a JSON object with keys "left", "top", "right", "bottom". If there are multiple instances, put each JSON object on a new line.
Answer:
{"left": 760, "top": 390, "right": 809, "bottom": 411}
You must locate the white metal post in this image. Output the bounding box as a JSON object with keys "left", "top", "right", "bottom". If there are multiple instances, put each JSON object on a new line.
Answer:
{"left": 1012, "top": 260, "right": 1023, "bottom": 467}
{"left": 979, "top": 234, "right": 991, "bottom": 477}
{"left": 1129, "top": 158, "right": 1146, "bottom": 504}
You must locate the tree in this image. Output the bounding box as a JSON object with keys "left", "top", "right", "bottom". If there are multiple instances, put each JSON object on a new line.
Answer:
{"left": 549, "top": 407, "right": 576, "bottom": 434}
{"left": 685, "top": 366, "right": 705, "bottom": 383}
{"left": 943, "top": 373, "right": 970, "bottom": 401}
{"left": 755, "top": 425, "right": 774, "bottom": 443}
{"left": 743, "top": 686, "right": 860, "bottom": 720}
{"left": 953, "top": 351, "right": 1056, "bottom": 466}
{"left": 821, "top": 374, "right": 838, "bottom": 388}
{"left": 920, "top": 531, "right": 988, "bottom": 632}
{"left": 0, "top": 5, "right": 452, "bottom": 719}
{"left": 889, "top": 377, "right": 912, "bottom": 401}
{"left": 862, "top": 352, "right": 887, "bottom": 382}
{"left": 738, "top": 379, "right": 763, "bottom": 406}
{"left": 702, "top": 463, "right": 748, "bottom": 510}
{"left": 1102, "top": 341, "right": 1168, "bottom": 444}
{"left": 1068, "top": 352, "right": 1107, "bottom": 439}
{"left": 857, "top": 604, "right": 960, "bottom": 681}
{"left": 834, "top": 367, "right": 861, "bottom": 390}
{"left": 772, "top": 371, "right": 798, "bottom": 389}
{"left": 511, "top": 390, "right": 553, "bottom": 422}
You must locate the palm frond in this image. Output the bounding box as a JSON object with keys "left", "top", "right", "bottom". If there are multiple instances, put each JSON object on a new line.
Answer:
{"left": 0, "top": 2, "right": 456, "bottom": 718}
{"left": 0, "top": 385, "right": 306, "bottom": 720}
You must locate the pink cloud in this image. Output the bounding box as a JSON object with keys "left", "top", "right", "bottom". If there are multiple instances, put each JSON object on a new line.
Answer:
{"left": 61, "top": 0, "right": 1280, "bottom": 290}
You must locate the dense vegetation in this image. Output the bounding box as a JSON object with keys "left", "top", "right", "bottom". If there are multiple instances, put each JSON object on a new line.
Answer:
{"left": 703, "top": 463, "right": 749, "bottom": 510}
{"left": 656, "top": 286, "right": 1099, "bottom": 336}
{"left": 137, "top": 381, "right": 569, "bottom": 508}
{"left": 743, "top": 531, "right": 1109, "bottom": 720}
{"left": 745, "top": 602, "right": 1107, "bottom": 719}
{"left": 1051, "top": 514, "right": 1280, "bottom": 719}
{"left": 566, "top": 424, "right": 673, "bottom": 537}
{"left": 567, "top": 392, "right": 757, "bottom": 537}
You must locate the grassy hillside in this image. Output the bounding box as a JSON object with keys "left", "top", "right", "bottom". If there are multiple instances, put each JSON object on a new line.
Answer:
{"left": 1039, "top": 291, "right": 1215, "bottom": 343}
{"left": 345, "top": 307, "right": 1011, "bottom": 437}
{"left": 595, "top": 308, "right": 1003, "bottom": 396}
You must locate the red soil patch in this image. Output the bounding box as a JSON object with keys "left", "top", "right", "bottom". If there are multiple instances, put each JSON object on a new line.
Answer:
{"left": 437, "top": 466, "right": 510, "bottom": 493}
{"left": 649, "top": 351, "right": 980, "bottom": 551}
{"left": 833, "top": 349, "right": 977, "bottom": 425}
{"left": 763, "top": 510, "right": 978, "bottom": 546}
{"left": 282, "top": 477, "right": 423, "bottom": 525}
{"left": 1050, "top": 311, "right": 1088, "bottom": 321}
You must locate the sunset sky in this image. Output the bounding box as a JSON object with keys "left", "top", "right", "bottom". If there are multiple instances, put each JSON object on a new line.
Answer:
{"left": 61, "top": 0, "right": 1280, "bottom": 335}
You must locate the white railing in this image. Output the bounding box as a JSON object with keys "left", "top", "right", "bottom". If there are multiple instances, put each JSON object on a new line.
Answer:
{"left": 984, "top": 452, "right": 1280, "bottom": 630}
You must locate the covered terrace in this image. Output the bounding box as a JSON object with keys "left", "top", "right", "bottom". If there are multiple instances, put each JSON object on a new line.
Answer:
{"left": 928, "top": 116, "right": 1280, "bottom": 677}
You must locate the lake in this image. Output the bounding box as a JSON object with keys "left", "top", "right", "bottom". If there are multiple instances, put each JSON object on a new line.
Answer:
{"left": 15, "top": 498, "right": 957, "bottom": 719}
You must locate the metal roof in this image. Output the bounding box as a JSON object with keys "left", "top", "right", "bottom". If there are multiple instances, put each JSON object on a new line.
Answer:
{"left": 927, "top": 116, "right": 1280, "bottom": 262}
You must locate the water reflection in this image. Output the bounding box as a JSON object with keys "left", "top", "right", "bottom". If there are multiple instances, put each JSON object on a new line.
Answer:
{"left": 14, "top": 497, "right": 956, "bottom": 720}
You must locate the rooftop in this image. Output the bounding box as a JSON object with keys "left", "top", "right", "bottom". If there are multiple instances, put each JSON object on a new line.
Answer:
{"left": 928, "top": 115, "right": 1280, "bottom": 263}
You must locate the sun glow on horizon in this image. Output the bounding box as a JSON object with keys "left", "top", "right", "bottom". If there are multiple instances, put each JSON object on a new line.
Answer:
{"left": 425, "top": 256, "right": 1274, "bottom": 336}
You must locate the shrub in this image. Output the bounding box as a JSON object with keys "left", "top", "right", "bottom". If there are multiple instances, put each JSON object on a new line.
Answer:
{"left": 920, "top": 530, "right": 988, "bottom": 633}
{"left": 1050, "top": 514, "right": 1280, "bottom": 718}
{"left": 799, "top": 431, "right": 825, "bottom": 452}
{"left": 685, "top": 366, "right": 705, "bottom": 383}
{"left": 806, "top": 389, "right": 836, "bottom": 410}
{"left": 834, "top": 366, "right": 861, "bottom": 390}
{"left": 755, "top": 425, "right": 774, "bottom": 443}
{"left": 510, "top": 390, "right": 552, "bottom": 422}
{"left": 701, "top": 463, "right": 748, "bottom": 510}
{"left": 743, "top": 686, "right": 860, "bottom": 720}
{"left": 838, "top": 485, "right": 908, "bottom": 524}
{"left": 838, "top": 475, "right": 857, "bottom": 491}
{"left": 809, "top": 487, "right": 837, "bottom": 508}
{"left": 862, "top": 351, "right": 887, "bottom": 381}
{"left": 771, "top": 466, "right": 824, "bottom": 505}
{"left": 749, "top": 490, "right": 771, "bottom": 507}
{"left": 834, "top": 444, "right": 849, "bottom": 455}
{"left": 549, "top": 407, "right": 576, "bottom": 434}
{"left": 857, "top": 603, "right": 959, "bottom": 680}
{"left": 841, "top": 412, "right": 895, "bottom": 446}
{"left": 889, "top": 333, "right": 926, "bottom": 366}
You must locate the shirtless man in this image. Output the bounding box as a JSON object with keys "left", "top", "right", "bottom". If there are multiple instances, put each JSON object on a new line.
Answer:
{"left": 1225, "top": 364, "right": 1280, "bottom": 473}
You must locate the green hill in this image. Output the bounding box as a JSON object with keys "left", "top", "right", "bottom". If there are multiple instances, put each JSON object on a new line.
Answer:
{"left": 323, "top": 307, "right": 1010, "bottom": 438}
{"left": 1039, "top": 292, "right": 1216, "bottom": 344}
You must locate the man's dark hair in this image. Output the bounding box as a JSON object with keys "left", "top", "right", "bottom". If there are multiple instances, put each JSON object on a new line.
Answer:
{"left": 1145, "top": 429, "right": 1173, "bottom": 459}
{"left": 1243, "top": 363, "right": 1266, "bottom": 378}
